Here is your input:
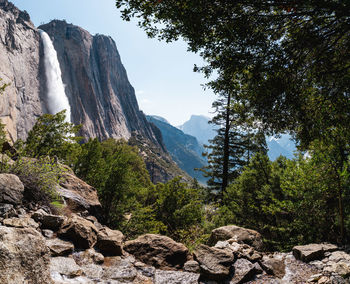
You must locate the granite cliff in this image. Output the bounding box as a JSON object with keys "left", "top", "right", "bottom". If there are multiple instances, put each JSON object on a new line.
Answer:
{"left": 0, "top": 0, "right": 186, "bottom": 182}
{"left": 38, "top": 20, "right": 159, "bottom": 144}
{"left": 0, "top": 0, "right": 45, "bottom": 142}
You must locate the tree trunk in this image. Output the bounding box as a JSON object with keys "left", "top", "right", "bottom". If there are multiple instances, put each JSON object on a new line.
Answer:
{"left": 221, "top": 92, "right": 231, "bottom": 197}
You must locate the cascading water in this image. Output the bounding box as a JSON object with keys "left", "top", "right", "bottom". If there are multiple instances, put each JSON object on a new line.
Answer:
{"left": 39, "top": 30, "right": 71, "bottom": 123}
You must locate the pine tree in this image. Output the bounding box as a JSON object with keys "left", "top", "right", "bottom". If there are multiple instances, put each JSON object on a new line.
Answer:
{"left": 202, "top": 90, "right": 267, "bottom": 199}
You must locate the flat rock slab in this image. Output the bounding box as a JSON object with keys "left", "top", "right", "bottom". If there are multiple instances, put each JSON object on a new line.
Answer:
{"left": 3, "top": 216, "right": 39, "bottom": 229}
{"left": 46, "top": 238, "right": 74, "bottom": 256}
{"left": 293, "top": 243, "right": 338, "bottom": 262}
{"left": 154, "top": 270, "right": 200, "bottom": 284}
{"left": 50, "top": 256, "right": 82, "bottom": 278}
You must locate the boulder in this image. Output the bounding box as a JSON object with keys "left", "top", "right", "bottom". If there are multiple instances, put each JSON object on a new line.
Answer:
{"left": 73, "top": 248, "right": 105, "bottom": 265}
{"left": 184, "top": 260, "right": 201, "bottom": 273}
{"left": 0, "top": 225, "right": 52, "bottom": 283}
{"left": 0, "top": 173, "right": 24, "bottom": 205}
{"left": 57, "top": 172, "right": 101, "bottom": 215}
{"left": 3, "top": 216, "right": 39, "bottom": 229}
{"left": 58, "top": 214, "right": 98, "bottom": 249}
{"left": 260, "top": 255, "right": 286, "bottom": 278}
{"left": 46, "top": 238, "right": 74, "bottom": 256}
{"left": 293, "top": 243, "right": 338, "bottom": 262}
{"left": 154, "top": 270, "right": 200, "bottom": 284}
{"left": 102, "top": 261, "right": 138, "bottom": 282}
{"left": 0, "top": 203, "right": 15, "bottom": 217}
{"left": 193, "top": 244, "right": 234, "bottom": 280}
{"left": 95, "top": 226, "right": 124, "bottom": 256}
{"left": 32, "top": 209, "right": 66, "bottom": 231}
{"left": 42, "top": 229, "right": 54, "bottom": 238}
{"left": 50, "top": 256, "right": 83, "bottom": 278}
{"left": 210, "top": 225, "right": 264, "bottom": 250}
{"left": 215, "top": 240, "right": 262, "bottom": 262}
{"left": 231, "top": 258, "right": 263, "bottom": 284}
{"left": 323, "top": 251, "right": 350, "bottom": 277}
{"left": 124, "top": 234, "right": 189, "bottom": 269}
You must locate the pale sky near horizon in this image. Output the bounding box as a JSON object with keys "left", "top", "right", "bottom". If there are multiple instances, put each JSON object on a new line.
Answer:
{"left": 10, "top": 0, "right": 216, "bottom": 126}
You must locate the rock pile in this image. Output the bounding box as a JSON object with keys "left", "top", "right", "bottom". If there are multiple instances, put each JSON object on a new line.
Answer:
{"left": 0, "top": 171, "right": 349, "bottom": 283}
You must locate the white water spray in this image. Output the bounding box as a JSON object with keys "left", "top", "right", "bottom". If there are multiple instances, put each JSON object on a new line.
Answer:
{"left": 39, "top": 30, "right": 71, "bottom": 123}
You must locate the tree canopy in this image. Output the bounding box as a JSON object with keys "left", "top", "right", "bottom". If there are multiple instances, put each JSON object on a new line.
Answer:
{"left": 115, "top": 0, "right": 350, "bottom": 145}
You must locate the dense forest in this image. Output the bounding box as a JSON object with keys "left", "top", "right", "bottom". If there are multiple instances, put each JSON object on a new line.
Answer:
{"left": 1, "top": 0, "right": 350, "bottom": 253}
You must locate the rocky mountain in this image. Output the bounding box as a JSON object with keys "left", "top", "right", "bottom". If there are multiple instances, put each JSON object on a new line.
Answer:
{"left": 147, "top": 116, "right": 208, "bottom": 184}
{"left": 179, "top": 115, "right": 297, "bottom": 161}
{"left": 0, "top": 0, "right": 188, "bottom": 183}
{"left": 178, "top": 115, "right": 217, "bottom": 145}
{"left": 0, "top": 0, "right": 45, "bottom": 142}
{"left": 38, "top": 20, "right": 159, "bottom": 144}
{"left": 267, "top": 135, "right": 297, "bottom": 160}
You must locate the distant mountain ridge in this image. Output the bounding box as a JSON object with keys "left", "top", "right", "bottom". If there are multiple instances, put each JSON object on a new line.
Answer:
{"left": 147, "top": 115, "right": 208, "bottom": 184}
{"left": 178, "top": 115, "right": 217, "bottom": 145}
{"left": 178, "top": 115, "right": 296, "bottom": 161}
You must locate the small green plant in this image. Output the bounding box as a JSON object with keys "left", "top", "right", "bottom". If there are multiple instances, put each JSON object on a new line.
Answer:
{"left": 9, "top": 156, "right": 65, "bottom": 205}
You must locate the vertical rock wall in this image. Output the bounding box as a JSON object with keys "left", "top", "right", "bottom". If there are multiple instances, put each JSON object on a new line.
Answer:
{"left": 0, "top": 0, "right": 45, "bottom": 142}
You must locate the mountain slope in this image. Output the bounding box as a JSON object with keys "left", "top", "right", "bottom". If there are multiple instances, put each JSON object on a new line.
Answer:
{"left": 147, "top": 116, "right": 208, "bottom": 184}
{"left": 178, "top": 115, "right": 217, "bottom": 145}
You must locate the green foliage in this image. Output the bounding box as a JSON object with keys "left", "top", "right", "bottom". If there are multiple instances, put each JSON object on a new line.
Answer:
{"left": 74, "top": 138, "right": 158, "bottom": 237}
{"left": 0, "top": 78, "right": 9, "bottom": 95}
{"left": 24, "top": 110, "right": 81, "bottom": 165}
{"left": 8, "top": 156, "right": 65, "bottom": 206}
{"left": 115, "top": 1, "right": 350, "bottom": 145}
{"left": 218, "top": 147, "right": 350, "bottom": 250}
{"left": 202, "top": 90, "right": 267, "bottom": 196}
{"left": 155, "top": 178, "right": 203, "bottom": 237}
{"left": 0, "top": 121, "right": 6, "bottom": 150}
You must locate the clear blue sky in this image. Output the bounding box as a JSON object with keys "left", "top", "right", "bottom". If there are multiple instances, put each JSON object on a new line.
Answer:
{"left": 10, "top": 0, "right": 216, "bottom": 126}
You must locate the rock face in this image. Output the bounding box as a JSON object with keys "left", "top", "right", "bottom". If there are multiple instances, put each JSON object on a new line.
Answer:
{"left": 58, "top": 214, "right": 98, "bottom": 249}
{"left": 193, "top": 244, "right": 234, "bottom": 280}
{"left": 124, "top": 234, "right": 189, "bottom": 269}
{"left": 0, "top": 225, "right": 52, "bottom": 284}
{"left": 209, "top": 225, "right": 264, "bottom": 250}
{"left": 58, "top": 172, "right": 101, "bottom": 215}
{"left": 0, "top": 173, "right": 24, "bottom": 204}
{"left": 293, "top": 243, "right": 338, "bottom": 262}
{"left": 95, "top": 226, "right": 124, "bottom": 256}
{"left": 0, "top": 0, "right": 44, "bottom": 142}
{"left": 38, "top": 20, "right": 159, "bottom": 146}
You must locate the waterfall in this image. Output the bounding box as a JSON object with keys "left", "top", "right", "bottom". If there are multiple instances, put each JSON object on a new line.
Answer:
{"left": 39, "top": 30, "right": 71, "bottom": 123}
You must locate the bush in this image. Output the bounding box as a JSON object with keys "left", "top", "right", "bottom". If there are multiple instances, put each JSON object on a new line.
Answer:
{"left": 9, "top": 156, "right": 65, "bottom": 208}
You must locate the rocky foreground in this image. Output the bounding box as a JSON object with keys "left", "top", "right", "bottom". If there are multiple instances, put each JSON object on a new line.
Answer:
{"left": 0, "top": 170, "right": 350, "bottom": 283}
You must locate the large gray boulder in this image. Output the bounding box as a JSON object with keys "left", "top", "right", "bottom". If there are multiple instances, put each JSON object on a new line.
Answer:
{"left": 209, "top": 225, "right": 264, "bottom": 250}
{"left": 0, "top": 173, "right": 24, "bottom": 205}
{"left": 95, "top": 226, "right": 124, "bottom": 256}
{"left": 0, "top": 225, "right": 52, "bottom": 283}
{"left": 231, "top": 258, "right": 263, "bottom": 284}
{"left": 124, "top": 234, "right": 189, "bottom": 269}
{"left": 46, "top": 238, "right": 74, "bottom": 256}
{"left": 193, "top": 244, "right": 234, "bottom": 280}
{"left": 58, "top": 214, "right": 98, "bottom": 249}
{"left": 293, "top": 243, "right": 338, "bottom": 262}
{"left": 32, "top": 209, "right": 66, "bottom": 231}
